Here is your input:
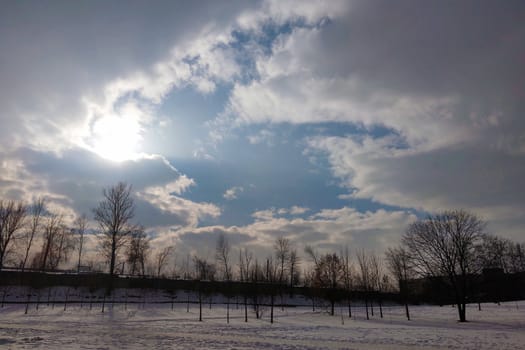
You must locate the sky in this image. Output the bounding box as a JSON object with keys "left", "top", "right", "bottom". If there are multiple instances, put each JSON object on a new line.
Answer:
{"left": 1, "top": 0, "right": 524, "bottom": 263}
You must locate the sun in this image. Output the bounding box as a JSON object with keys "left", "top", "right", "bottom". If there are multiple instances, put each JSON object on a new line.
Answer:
{"left": 90, "top": 115, "right": 142, "bottom": 162}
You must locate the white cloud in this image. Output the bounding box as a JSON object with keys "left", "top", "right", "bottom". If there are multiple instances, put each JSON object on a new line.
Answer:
{"left": 137, "top": 182, "right": 220, "bottom": 228}
{"left": 307, "top": 134, "right": 525, "bottom": 241}
{"left": 223, "top": 186, "right": 244, "bottom": 200}
{"left": 237, "top": 0, "right": 348, "bottom": 31}
{"left": 247, "top": 129, "right": 275, "bottom": 145}
{"left": 159, "top": 176, "right": 196, "bottom": 195}
{"left": 252, "top": 208, "right": 275, "bottom": 221}
{"left": 290, "top": 206, "right": 309, "bottom": 215}
{"left": 160, "top": 206, "right": 416, "bottom": 259}
{"left": 0, "top": 1, "right": 256, "bottom": 158}
{"left": 227, "top": 26, "right": 468, "bottom": 152}
{"left": 217, "top": 1, "right": 525, "bottom": 242}
{"left": 0, "top": 153, "right": 78, "bottom": 225}
{"left": 26, "top": 0, "right": 349, "bottom": 162}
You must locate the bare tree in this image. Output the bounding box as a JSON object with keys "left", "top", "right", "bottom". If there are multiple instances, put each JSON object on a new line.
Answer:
{"left": 508, "top": 242, "right": 525, "bottom": 273}
{"left": 21, "top": 198, "right": 44, "bottom": 271}
{"left": 249, "top": 258, "right": 265, "bottom": 283}
{"left": 37, "top": 213, "right": 75, "bottom": 270}
{"left": 126, "top": 227, "right": 150, "bottom": 276}
{"left": 385, "top": 246, "right": 413, "bottom": 320}
{"left": 288, "top": 248, "right": 300, "bottom": 287}
{"left": 238, "top": 247, "right": 253, "bottom": 322}
{"left": 475, "top": 234, "right": 525, "bottom": 274}
{"left": 215, "top": 233, "right": 232, "bottom": 281}
{"left": 274, "top": 237, "right": 290, "bottom": 284}
{"left": 39, "top": 213, "right": 61, "bottom": 270}
{"left": 193, "top": 255, "right": 216, "bottom": 281}
{"left": 264, "top": 255, "right": 278, "bottom": 282}
{"left": 93, "top": 182, "right": 136, "bottom": 277}
{"left": 0, "top": 200, "right": 27, "bottom": 270}
{"left": 341, "top": 246, "right": 354, "bottom": 318}
{"left": 305, "top": 246, "right": 344, "bottom": 316}
{"left": 182, "top": 253, "right": 192, "bottom": 279}
{"left": 73, "top": 214, "right": 88, "bottom": 273}
{"left": 51, "top": 225, "right": 75, "bottom": 270}
{"left": 356, "top": 249, "right": 372, "bottom": 320}
{"left": 402, "top": 209, "right": 485, "bottom": 322}
{"left": 169, "top": 249, "right": 179, "bottom": 278}
{"left": 304, "top": 245, "right": 320, "bottom": 267}
{"left": 264, "top": 255, "right": 278, "bottom": 323}
{"left": 155, "top": 245, "right": 173, "bottom": 277}
{"left": 238, "top": 247, "right": 253, "bottom": 282}
{"left": 370, "top": 253, "right": 385, "bottom": 318}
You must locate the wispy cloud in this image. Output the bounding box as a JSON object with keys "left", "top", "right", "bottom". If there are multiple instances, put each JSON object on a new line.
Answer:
{"left": 159, "top": 207, "right": 416, "bottom": 258}
{"left": 137, "top": 182, "right": 221, "bottom": 228}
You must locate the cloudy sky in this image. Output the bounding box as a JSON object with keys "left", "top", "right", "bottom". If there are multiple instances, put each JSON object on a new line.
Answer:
{"left": 1, "top": 0, "right": 524, "bottom": 261}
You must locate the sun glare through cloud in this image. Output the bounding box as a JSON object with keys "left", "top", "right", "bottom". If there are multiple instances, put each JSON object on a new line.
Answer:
{"left": 90, "top": 115, "right": 143, "bottom": 162}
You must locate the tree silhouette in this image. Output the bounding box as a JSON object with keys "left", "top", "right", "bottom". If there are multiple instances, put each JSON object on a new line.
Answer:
{"left": 93, "top": 182, "right": 136, "bottom": 277}
{"left": 403, "top": 209, "right": 485, "bottom": 322}
{"left": 0, "top": 200, "right": 26, "bottom": 270}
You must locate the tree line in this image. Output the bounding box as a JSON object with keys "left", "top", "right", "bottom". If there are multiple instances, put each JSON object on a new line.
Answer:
{"left": 1, "top": 182, "right": 524, "bottom": 322}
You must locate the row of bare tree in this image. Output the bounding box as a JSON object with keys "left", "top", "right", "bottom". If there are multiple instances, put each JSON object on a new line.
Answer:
{"left": 0, "top": 198, "right": 87, "bottom": 272}
{"left": 389, "top": 210, "right": 525, "bottom": 322}
{"left": 0, "top": 184, "right": 176, "bottom": 278}
{"left": 2, "top": 183, "right": 525, "bottom": 323}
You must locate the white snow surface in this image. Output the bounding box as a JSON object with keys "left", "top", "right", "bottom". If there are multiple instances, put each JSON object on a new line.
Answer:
{"left": 0, "top": 287, "right": 524, "bottom": 349}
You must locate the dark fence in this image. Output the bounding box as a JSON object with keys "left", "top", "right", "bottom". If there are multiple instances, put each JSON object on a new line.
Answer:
{"left": 0, "top": 270, "right": 400, "bottom": 306}
{"left": 1, "top": 269, "right": 523, "bottom": 305}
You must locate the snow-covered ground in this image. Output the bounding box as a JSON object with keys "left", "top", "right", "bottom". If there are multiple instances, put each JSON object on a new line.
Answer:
{"left": 0, "top": 288, "right": 523, "bottom": 349}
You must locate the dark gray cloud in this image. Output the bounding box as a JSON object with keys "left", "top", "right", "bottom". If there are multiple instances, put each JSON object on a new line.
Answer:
{"left": 316, "top": 1, "right": 525, "bottom": 148}
{"left": 318, "top": 1, "right": 525, "bottom": 94}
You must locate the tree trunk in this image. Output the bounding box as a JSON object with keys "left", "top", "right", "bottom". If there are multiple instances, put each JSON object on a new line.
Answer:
{"left": 22, "top": 236, "right": 35, "bottom": 272}
{"left": 199, "top": 289, "right": 202, "bottom": 322}
{"left": 365, "top": 298, "right": 369, "bottom": 320}
{"left": 270, "top": 294, "right": 274, "bottom": 324}
{"left": 244, "top": 295, "right": 248, "bottom": 322}
{"left": 452, "top": 281, "right": 467, "bottom": 322}
{"left": 77, "top": 243, "right": 83, "bottom": 273}
{"left": 41, "top": 240, "right": 51, "bottom": 270}
{"left": 458, "top": 302, "right": 467, "bottom": 322}
{"left": 2, "top": 288, "right": 8, "bottom": 308}
{"left": 227, "top": 298, "right": 230, "bottom": 324}
{"left": 109, "top": 237, "right": 117, "bottom": 277}
{"left": 0, "top": 250, "right": 5, "bottom": 271}
{"left": 255, "top": 296, "right": 260, "bottom": 319}
{"left": 64, "top": 288, "right": 69, "bottom": 311}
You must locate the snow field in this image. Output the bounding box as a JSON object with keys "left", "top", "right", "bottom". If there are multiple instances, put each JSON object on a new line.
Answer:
{"left": 0, "top": 287, "right": 524, "bottom": 349}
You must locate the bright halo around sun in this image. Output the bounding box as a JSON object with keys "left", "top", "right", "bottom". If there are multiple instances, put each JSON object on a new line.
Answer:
{"left": 90, "top": 115, "right": 142, "bottom": 162}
